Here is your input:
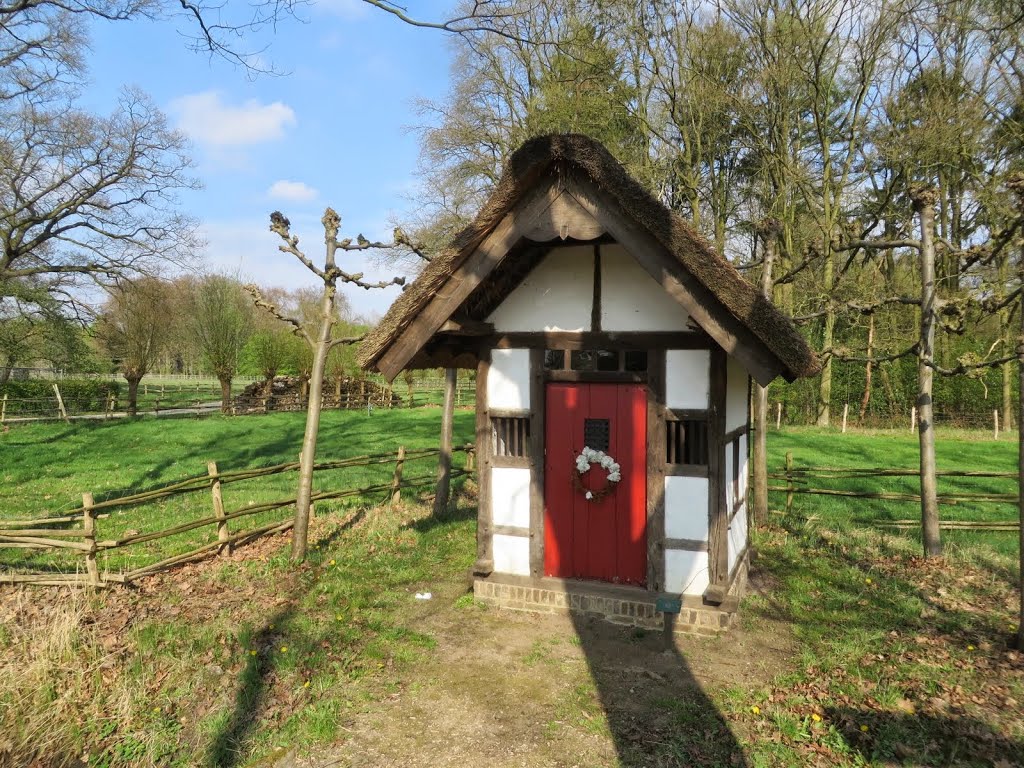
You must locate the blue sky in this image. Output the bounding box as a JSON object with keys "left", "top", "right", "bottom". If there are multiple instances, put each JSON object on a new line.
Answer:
{"left": 82, "top": 1, "right": 456, "bottom": 320}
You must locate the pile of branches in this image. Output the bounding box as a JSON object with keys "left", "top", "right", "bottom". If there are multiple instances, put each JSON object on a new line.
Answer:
{"left": 233, "top": 376, "right": 400, "bottom": 414}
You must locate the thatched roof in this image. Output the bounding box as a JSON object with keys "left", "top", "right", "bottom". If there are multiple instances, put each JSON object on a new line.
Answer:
{"left": 359, "top": 134, "right": 819, "bottom": 382}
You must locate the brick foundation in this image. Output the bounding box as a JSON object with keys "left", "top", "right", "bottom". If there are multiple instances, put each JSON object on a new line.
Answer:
{"left": 473, "top": 561, "right": 747, "bottom": 636}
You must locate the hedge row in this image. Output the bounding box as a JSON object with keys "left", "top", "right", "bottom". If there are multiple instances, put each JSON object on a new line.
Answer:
{"left": 0, "top": 379, "right": 120, "bottom": 416}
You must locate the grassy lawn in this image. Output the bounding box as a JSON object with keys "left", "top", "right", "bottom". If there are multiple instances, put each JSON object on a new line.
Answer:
{"left": 0, "top": 419, "right": 1021, "bottom": 767}
{"left": 0, "top": 408, "right": 476, "bottom": 574}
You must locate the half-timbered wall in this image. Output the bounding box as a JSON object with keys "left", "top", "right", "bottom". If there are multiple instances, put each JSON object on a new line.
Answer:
{"left": 487, "top": 349, "right": 531, "bottom": 410}
{"left": 600, "top": 244, "right": 690, "bottom": 331}
{"left": 487, "top": 245, "right": 592, "bottom": 332}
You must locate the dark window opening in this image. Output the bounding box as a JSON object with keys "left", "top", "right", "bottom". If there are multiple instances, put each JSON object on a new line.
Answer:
{"left": 584, "top": 418, "right": 611, "bottom": 452}
{"left": 666, "top": 418, "right": 708, "bottom": 465}
{"left": 492, "top": 416, "right": 530, "bottom": 458}
{"left": 595, "top": 350, "right": 619, "bottom": 372}
{"left": 624, "top": 350, "right": 648, "bottom": 372}
{"left": 543, "top": 349, "right": 566, "bottom": 370}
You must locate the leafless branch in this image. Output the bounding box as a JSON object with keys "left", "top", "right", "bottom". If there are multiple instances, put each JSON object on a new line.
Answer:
{"left": 243, "top": 283, "right": 311, "bottom": 345}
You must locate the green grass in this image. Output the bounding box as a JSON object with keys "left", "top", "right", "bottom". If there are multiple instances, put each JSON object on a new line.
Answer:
{"left": 767, "top": 426, "right": 1020, "bottom": 559}
{"left": 0, "top": 408, "right": 475, "bottom": 573}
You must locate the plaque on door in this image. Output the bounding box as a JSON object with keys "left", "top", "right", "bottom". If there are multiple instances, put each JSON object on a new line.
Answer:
{"left": 584, "top": 418, "right": 610, "bottom": 452}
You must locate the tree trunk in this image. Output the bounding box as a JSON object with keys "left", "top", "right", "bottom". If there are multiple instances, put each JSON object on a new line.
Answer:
{"left": 914, "top": 188, "right": 942, "bottom": 558}
{"left": 1003, "top": 359, "right": 1013, "bottom": 433}
{"left": 432, "top": 368, "right": 457, "bottom": 518}
{"left": 752, "top": 222, "right": 778, "bottom": 527}
{"left": 0, "top": 358, "right": 12, "bottom": 386}
{"left": 1017, "top": 266, "right": 1024, "bottom": 650}
{"left": 219, "top": 377, "right": 232, "bottom": 414}
{"left": 126, "top": 376, "right": 141, "bottom": 417}
{"left": 859, "top": 315, "right": 875, "bottom": 423}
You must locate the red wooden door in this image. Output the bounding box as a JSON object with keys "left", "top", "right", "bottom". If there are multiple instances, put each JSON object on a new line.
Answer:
{"left": 544, "top": 383, "right": 647, "bottom": 585}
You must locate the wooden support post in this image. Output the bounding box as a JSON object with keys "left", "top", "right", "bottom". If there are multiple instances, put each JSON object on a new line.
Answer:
{"left": 208, "top": 462, "right": 231, "bottom": 554}
{"left": 910, "top": 406, "right": 917, "bottom": 433}
{"left": 705, "top": 346, "right": 728, "bottom": 602}
{"left": 994, "top": 409, "right": 1000, "bottom": 440}
{"left": 82, "top": 493, "right": 100, "bottom": 586}
{"left": 432, "top": 369, "right": 457, "bottom": 518}
{"left": 474, "top": 353, "right": 494, "bottom": 575}
{"left": 53, "top": 383, "right": 69, "bottom": 423}
{"left": 785, "top": 452, "right": 795, "bottom": 516}
{"left": 842, "top": 403, "right": 849, "bottom": 434}
{"left": 391, "top": 446, "right": 406, "bottom": 504}
{"left": 1, "top": 393, "right": 6, "bottom": 425}
{"left": 776, "top": 402, "right": 782, "bottom": 429}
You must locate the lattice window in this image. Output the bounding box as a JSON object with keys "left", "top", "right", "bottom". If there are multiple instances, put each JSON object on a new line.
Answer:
{"left": 492, "top": 416, "right": 530, "bottom": 458}
{"left": 666, "top": 417, "right": 708, "bottom": 465}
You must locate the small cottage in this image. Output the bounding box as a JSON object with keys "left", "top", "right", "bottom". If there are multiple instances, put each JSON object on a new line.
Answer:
{"left": 359, "top": 135, "right": 818, "bottom": 633}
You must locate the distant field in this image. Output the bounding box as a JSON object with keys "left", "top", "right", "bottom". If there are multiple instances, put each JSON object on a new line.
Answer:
{"left": 767, "top": 427, "right": 1020, "bottom": 560}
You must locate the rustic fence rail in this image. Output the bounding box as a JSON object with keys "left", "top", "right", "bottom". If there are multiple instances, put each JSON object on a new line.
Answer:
{"left": 769, "top": 451, "right": 1020, "bottom": 530}
{"left": 0, "top": 444, "right": 474, "bottom": 587}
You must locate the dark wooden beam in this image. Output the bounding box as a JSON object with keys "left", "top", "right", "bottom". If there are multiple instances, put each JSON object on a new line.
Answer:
{"left": 646, "top": 350, "right": 667, "bottom": 592}
{"left": 473, "top": 352, "right": 494, "bottom": 576}
{"left": 704, "top": 345, "right": 729, "bottom": 604}
{"left": 529, "top": 348, "right": 546, "bottom": 578}
{"left": 491, "top": 331, "right": 711, "bottom": 350}
{"left": 591, "top": 243, "right": 602, "bottom": 332}
{"left": 438, "top": 317, "right": 495, "bottom": 335}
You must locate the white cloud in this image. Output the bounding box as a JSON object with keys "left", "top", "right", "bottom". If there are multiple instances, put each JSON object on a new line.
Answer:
{"left": 170, "top": 91, "right": 296, "bottom": 147}
{"left": 267, "top": 180, "right": 319, "bottom": 202}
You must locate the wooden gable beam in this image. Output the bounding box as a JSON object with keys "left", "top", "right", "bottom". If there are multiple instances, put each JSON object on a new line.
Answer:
{"left": 562, "top": 177, "right": 787, "bottom": 387}
{"left": 376, "top": 179, "right": 568, "bottom": 381}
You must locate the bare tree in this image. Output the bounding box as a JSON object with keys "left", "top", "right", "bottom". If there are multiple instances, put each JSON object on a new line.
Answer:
{"left": 95, "top": 277, "right": 172, "bottom": 416}
{"left": 248, "top": 209, "right": 406, "bottom": 562}
{"left": 190, "top": 274, "right": 253, "bottom": 413}
{"left": 0, "top": 89, "right": 199, "bottom": 308}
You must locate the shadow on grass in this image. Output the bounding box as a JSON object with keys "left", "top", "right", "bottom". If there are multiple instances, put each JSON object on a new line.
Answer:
{"left": 824, "top": 707, "right": 1024, "bottom": 767}
{"left": 206, "top": 511, "right": 364, "bottom": 768}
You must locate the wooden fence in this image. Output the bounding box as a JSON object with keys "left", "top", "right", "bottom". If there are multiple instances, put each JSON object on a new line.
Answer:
{"left": 769, "top": 451, "right": 1020, "bottom": 531}
{"left": 0, "top": 445, "right": 474, "bottom": 587}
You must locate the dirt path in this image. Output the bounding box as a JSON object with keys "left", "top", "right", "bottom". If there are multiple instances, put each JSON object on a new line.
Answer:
{"left": 305, "top": 580, "right": 795, "bottom": 768}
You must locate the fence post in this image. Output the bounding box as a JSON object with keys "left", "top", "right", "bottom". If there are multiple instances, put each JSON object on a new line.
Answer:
{"left": 208, "top": 461, "right": 231, "bottom": 554}
{"left": 466, "top": 446, "right": 475, "bottom": 472}
{"left": 994, "top": 409, "right": 999, "bottom": 440}
{"left": 785, "top": 452, "right": 794, "bottom": 516}
{"left": 391, "top": 446, "right": 406, "bottom": 504}
{"left": 82, "top": 492, "right": 101, "bottom": 586}
{"left": 910, "top": 406, "right": 917, "bottom": 433}
{"left": 842, "top": 403, "right": 849, "bottom": 434}
{"left": 0, "top": 393, "right": 6, "bottom": 425}
{"left": 53, "top": 383, "right": 69, "bottom": 423}
{"left": 105, "top": 392, "right": 114, "bottom": 419}
{"left": 776, "top": 402, "right": 782, "bottom": 429}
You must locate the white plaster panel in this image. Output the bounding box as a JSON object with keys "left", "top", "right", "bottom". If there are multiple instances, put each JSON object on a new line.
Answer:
{"left": 491, "top": 467, "right": 531, "bottom": 529}
{"left": 737, "top": 433, "right": 748, "bottom": 501}
{"left": 728, "top": 504, "right": 749, "bottom": 574}
{"left": 493, "top": 534, "right": 530, "bottom": 576}
{"left": 600, "top": 243, "right": 690, "bottom": 331}
{"left": 487, "top": 348, "right": 530, "bottom": 410}
{"left": 487, "top": 245, "right": 593, "bottom": 332}
{"left": 664, "top": 476, "right": 709, "bottom": 541}
{"left": 725, "top": 357, "right": 749, "bottom": 433}
{"left": 725, "top": 445, "right": 734, "bottom": 508}
{"left": 665, "top": 349, "right": 710, "bottom": 409}
{"left": 665, "top": 549, "right": 710, "bottom": 596}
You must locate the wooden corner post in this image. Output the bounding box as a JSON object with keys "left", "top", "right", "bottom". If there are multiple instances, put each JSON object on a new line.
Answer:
{"left": 473, "top": 351, "right": 493, "bottom": 576}
{"left": 704, "top": 346, "right": 728, "bottom": 604}
{"left": 646, "top": 350, "right": 667, "bottom": 592}
{"left": 528, "top": 349, "right": 545, "bottom": 578}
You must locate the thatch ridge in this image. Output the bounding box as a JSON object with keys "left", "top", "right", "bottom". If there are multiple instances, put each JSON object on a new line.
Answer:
{"left": 358, "top": 134, "right": 820, "bottom": 381}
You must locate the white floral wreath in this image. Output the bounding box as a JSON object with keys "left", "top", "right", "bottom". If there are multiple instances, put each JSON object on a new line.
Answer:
{"left": 573, "top": 446, "right": 621, "bottom": 502}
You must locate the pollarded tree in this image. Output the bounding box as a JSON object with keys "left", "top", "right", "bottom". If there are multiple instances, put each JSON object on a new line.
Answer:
{"left": 95, "top": 277, "right": 172, "bottom": 416}
{"left": 247, "top": 209, "right": 408, "bottom": 562}
{"left": 190, "top": 274, "right": 254, "bottom": 413}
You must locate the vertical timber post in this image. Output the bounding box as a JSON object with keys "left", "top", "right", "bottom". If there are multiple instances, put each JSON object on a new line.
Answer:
{"left": 785, "top": 452, "right": 794, "bottom": 517}
{"left": 208, "top": 461, "right": 231, "bottom": 554}
{"left": 53, "top": 383, "right": 69, "bottom": 423}
{"left": 842, "top": 404, "right": 849, "bottom": 434}
{"left": 432, "top": 368, "right": 457, "bottom": 518}
{"left": 0, "top": 393, "right": 6, "bottom": 425}
{"left": 391, "top": 446, "right": 406, "bottom": 505}
{"left": 82, "top": 492, "right": 100, "bottom": 586}
{"left": 473, "top": 352, "right": 493, "bottom": 576}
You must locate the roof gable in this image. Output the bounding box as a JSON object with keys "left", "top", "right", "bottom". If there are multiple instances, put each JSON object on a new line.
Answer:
{"left": 358, "top": 134, "right": 820, "bottom": 385}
